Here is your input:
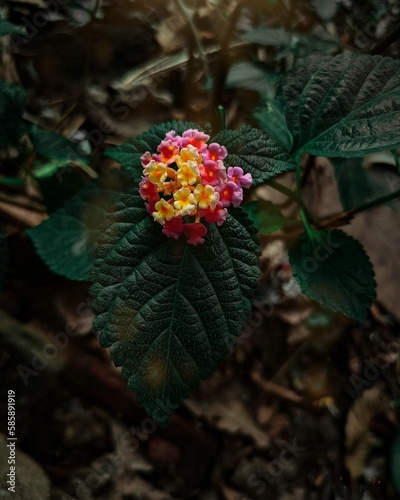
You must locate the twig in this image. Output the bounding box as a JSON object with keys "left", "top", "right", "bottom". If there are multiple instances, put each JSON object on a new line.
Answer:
{"left": 251, "top": 368, "right": 310, "bottom": 408}
{"left": 319, "top": 187, "right": 400, "bottom": 230}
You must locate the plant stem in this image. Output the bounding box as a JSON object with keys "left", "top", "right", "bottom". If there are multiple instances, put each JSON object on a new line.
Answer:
{"left": 296, "top": 155, "right": 313, "bottom": 238}
{"left": 266, "top": 179, "right": 300, "bottom": 204}
{"left": 320, "top": 187, "right": 400, "bottom": 229}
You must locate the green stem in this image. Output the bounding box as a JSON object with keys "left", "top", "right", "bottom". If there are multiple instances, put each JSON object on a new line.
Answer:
{"left": 296, "top": 155, "right": 313, "bottom": 238}
{"left": 216, "top": 105, "right": 227, "bottom": 132}
{"left": 266, "top": 179, "right": 300, "bottom": 204}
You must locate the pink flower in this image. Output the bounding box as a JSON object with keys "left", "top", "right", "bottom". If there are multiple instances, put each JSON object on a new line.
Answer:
{"left": 164, "top": 131, "right": 182, "bottom": 147}
{"left": 141, "top": 151, "right": 152, "bottom": 167}
{"left": 181, "top": 129, "right": 210, "bottom": 150}
{"left": 227, "top": 166, "right": 252, "bottom": 189}
{"left": 139, "top": 178, "right": 159, "bottom": 201}
{"left": 201, "top": 142, "right": 227, "bottom": 162}
{"left": 217, "top": 181, "right": 243, "bottom": 207}
{"left": 162, "top": 217, "right": 184, "bottom": 239}
{"left": 157, "top": 140, "right": 179, "bottom": 166}
{"left": 199, "top": 160, "right": 227, "bottom": 187}
{"left": 182, "top": 222, "right": 207, "bottom": 245}
{"left": 201, "top": 202, "right": 228, "bottom": 226}
{"left": 145, "top": 196, "right": 159, "bottom": 215}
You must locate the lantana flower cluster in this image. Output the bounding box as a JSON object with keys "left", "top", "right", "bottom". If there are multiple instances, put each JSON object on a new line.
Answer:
{"left": 139, "top": 129, "right": 252, "bottom": 245}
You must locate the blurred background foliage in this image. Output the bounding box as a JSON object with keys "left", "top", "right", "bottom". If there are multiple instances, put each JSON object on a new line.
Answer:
{"left": 1, "top": 1, "right": 400, "bottom": 499}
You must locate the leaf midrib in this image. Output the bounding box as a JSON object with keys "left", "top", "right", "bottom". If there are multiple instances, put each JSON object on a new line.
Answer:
{"left": 298, "top": 74, "right": 400, "bottom": 154}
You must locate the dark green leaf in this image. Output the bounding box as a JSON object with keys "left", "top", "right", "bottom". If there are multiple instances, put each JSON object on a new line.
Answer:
{"left": 0, "top": 18, "right": 25, "bottom": 37}
{"left": 0, "top": 81, "right": 28, "bottom": 148}
{"left": 89, "top": 190, "right": 260, "bottom": 423}
{"left": 288, "top": 229, "right": 376, "bottom": 321}
{"left": 27, "top": 170, "right": 130, "bottom": 281}
{"left": 390, "top": 428, "right": 400, "bottom": 495}
{"left": 105, "top": 121, "right": 201, "bottom": 178}
{"left": 212, "top": 126, "right": 296, "bottom": 186}
{"left": 254, "top": 99, "right": 293, "bottom": 151}
{"left": 226, "top": 61, "right": 278, "bottom": 97}
{"left": 36, "top": 168, "right": 88, "bottom": 214}
{"left": 30, "top": 126, "right": 87, "bottom": 162}
{"left": 278, "top": 54, "right": 400, "bottom": 157}
{"left": 332, "top": 158, "right": 387, "bottom": 211}
{"left": 243, "top": 200, "right": 292, "bottom": 233}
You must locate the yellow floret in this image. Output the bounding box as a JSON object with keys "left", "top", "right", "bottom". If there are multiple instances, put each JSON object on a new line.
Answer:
{"left": 173, "top": 187, "right": 196, "bottom": 216}
{"left": 177, "top": 160, "right": 200, "bottom": 186}
{"left": 152, "top": 199, "right": 175, "bottom": 224}
{"left": 143, "top": 160, "right": 168, "bottom": 186}
{"left": 193, "top": 184, "right": 219, "bottom": 210}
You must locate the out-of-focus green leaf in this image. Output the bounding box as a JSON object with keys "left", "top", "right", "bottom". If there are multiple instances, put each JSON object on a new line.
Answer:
{"left": 332, "top": 158, "right": 387, "bottom": 211}
{"left": 30, "top": 127, "right": 88, "bottom": 162}
{"left": 0, "top": 81, "right": 28, "bottom": 148}
{"left": 27, "top": 170, "right": 130, "bottom": 281}
{"left": 226, "top": 61, "right": 278, "bottom": 98}
{"left": 0, "top": 18, "right": 25, "bottom": 37}
{"left": 254, "top": 99, "right": 293, "bottom": 152}
{"left": 243, "top": 200, "right": 292, "bottom": 233}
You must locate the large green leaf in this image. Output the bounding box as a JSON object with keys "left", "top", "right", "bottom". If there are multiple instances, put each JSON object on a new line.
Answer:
{"left": 288, "top": 229, "right": 376, "bottom": 321}
{"left": 212, "top": 126, "right": 296, "bottom": 185}
{"left": 89, "top": 189, "right": 261, "bottom": 422}
{"left": 105, "top": 121, "right": 201, "bottom": 177}
{"left": 277, "top": 54, "right": 400, "bottom": 157}
{"left": 27, "top": 171, "right": 129, "bottom": 281}
{"left": 30, "top": 126, "right": 88, "bottom": 162}
{"left": 0, "top": 81, "right": 28, "bottom": 148}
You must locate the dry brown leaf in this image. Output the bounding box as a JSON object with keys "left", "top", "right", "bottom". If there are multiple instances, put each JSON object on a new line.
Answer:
{"left": 344, "top": 384, "right": 389, "bottom": 480}
{"left": 185, "top": 385, "right": 270, "bottom": 449}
